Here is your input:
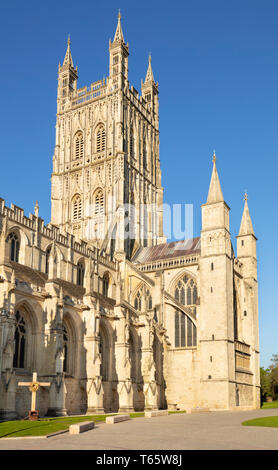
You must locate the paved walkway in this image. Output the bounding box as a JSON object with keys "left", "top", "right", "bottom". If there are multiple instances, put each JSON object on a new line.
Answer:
{"left": 0, "top": 409, "right": 278, "bottom": 450}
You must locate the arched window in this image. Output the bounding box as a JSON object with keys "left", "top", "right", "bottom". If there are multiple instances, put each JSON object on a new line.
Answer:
{"left": 74, "top": 132, "right": 84, "bottom": 160}
{"left": 174, "top": 275, "right": 197, "bottom": 348}
{"left": 13, "top": 310, "right": 26, "bottom": 368}
{"left": 128, "top": 333, "right": 137, "bottom": 381}
{"left": 7, "top": 232, "right": 20, "bottom": 262}
{"left": 62, "top": 323, "right": 69, "bottom": 373}
{"left": 99, "top": 329, "right": 109, "bottom": 381}
{"left": 142, "top": 138, "right": 147, "bottom": 169}
{"left": 174, "top": 276, "right": 198, "bottom": 308}
{"left": 174, "top": 311, "right": 197, "bottom": 348}
{"left": 72, "top": 195, "right": 82, "bottom": 221}
{"left": 77, "top": 260, "right": 85, "bottom": 287}
{"left": 134, "top": 289, "right": 142, "bottom": 311}
{"left": 94, "top": 189, "right": 104, "bottom": 215}
{"left": 146, "top": 289, "right": 152, "bottom": 310}
{"left": 96, "top": 125, "right": 106, "bottom": 153}
{"left": 130, "top": 128, "right": 134, "bottom": 158}
{"left": 103, "top": 273, "right": 110, "bottom": 297}
{"left": 45, "top": 246, "right": 51, "bottom": 274}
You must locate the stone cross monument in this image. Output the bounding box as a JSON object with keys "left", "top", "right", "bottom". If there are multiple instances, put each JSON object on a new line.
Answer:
{"left": 18, "top": 372, "right": 50, "bottom": 420}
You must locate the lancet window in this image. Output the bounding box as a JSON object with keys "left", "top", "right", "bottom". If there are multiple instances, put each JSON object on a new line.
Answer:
{"left": 74, "top": 131, "right": 84, "bottom": 160}
{"left": 72, "top": 195, "right": 82, "bottom": 221}
{"left": 7, "top": 232, "right": 20, "bottom": 262}
{"left": 13, "top": 310, "right": 27, "bottom": 369}
{"left": 96, "top": 125, "right": 106, "bottom": 153}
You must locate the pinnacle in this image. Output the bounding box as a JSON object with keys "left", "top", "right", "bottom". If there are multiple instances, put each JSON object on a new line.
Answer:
{"left": 63, "top": 34, "right": 74, "bottom": 67}
{"left": 238, "top": 193, "right": 255, "bottom": 236}
{"left": 113, "top": 10, "right": 125, "bottom": 43}
{"left": 206, "top": 151, "right": 224, "bottom": 204}
{"left": 144, "top": 54, "right": 155, "bottom": 83}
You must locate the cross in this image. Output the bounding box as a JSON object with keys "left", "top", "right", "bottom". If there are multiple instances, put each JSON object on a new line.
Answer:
{"left": 18, "top": 372, "right": 50, "bottom": 420}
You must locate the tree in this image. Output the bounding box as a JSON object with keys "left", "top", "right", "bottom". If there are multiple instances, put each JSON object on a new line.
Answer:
{"left": 269, "top": 354, "right": 278, "bottom": 400}
{"left": 260, "top": 367, "right": 271, "bottom": 404}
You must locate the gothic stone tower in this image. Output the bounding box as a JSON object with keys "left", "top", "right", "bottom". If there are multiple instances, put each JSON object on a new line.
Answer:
{"left": 51, "top": 13, "right": 164, "bottom": 259}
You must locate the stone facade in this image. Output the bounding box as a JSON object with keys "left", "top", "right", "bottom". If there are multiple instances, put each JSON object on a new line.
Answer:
{"left": 0, "top": 14, "right": 260, "bottom": 420}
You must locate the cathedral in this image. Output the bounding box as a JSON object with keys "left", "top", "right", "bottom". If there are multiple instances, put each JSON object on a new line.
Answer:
{"left": 0, "top": 14, "right": 260, "bottom": 420}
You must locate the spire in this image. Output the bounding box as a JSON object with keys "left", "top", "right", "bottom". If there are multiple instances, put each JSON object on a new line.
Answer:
{"left": 113, "top": 9, "right": 125, "bottom": 43}
{"left": 63, "top": 35, "right": 74, "bottom": 67}
{"left": 206, "top": 151, "right": 224, "bottom": 204}
{"left": 238, "top": 192, "right": 255, "bottom": 236}
{"left": 144, "top": 53, "right": 155, "bottom": 83}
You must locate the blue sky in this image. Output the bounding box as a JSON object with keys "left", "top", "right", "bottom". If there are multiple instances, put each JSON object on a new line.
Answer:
{"left": 0, "top": 0, "right": 277, "bottom": 368}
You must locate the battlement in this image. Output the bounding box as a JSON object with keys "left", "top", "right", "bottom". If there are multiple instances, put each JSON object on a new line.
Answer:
{"left": 0, "top": 197, "right": 116, "bottom": 266}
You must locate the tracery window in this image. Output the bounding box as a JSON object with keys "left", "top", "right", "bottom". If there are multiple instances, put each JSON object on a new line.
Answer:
{"left": 174, "top": 276, "right": 198, "bottom": 310}
{"left": 45, "top": 246, "right": 51, "bottom": 274}
{"left": 175, "top": 311, "right": 197, "bottom": 348}
{"left": 96, "top": 125, "right": 106, "bottom": 153}
{"left": 77, "top": 260, "right": 85, "bottom": 287}
{"left": 13, "top": 310, "right": 26, "bottom": 368}
{"left": 94, "top": 189, "right": 104, "bottom": 215}
{"left": 7, "top": 232, "right": 20, "bottom": 262}
{"left": 103, "top": 273, "right": 109, "bottom": 297}
{"left": 134, "top": 289, "right": 142, "bottom": 311}
{"left": 130, "top": 129, "right": 134, "bottom": 158}
{"left": 72, "top": 195, "right": 82, "bottom": 221}
{"left": 99, "top": 330, "right": 109, "bottom": 381}
{"left": 174, "top": 275, "right": 198, "bottom": 348}
{"left": 74, "top": 131, "right": 84, "bottom": 160}
{"left": 142, "top": 139, "right": 147, "bottom": 168}
{"left": 146, "top": 289, "right": 152, "bottom": 310}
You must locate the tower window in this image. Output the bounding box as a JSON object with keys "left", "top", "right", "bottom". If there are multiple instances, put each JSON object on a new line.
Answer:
{"left": 94, "top": 189, "right": 104, "bottom": 215}
{"left": 211, "top": 262, "right": 214, "bottom": 271}
{"left": 72, "top": 195, "right": 82, "bottom": 221}
{"left": 96, "top": 125, "right": 106, "bottom": 153}
{"left": 74, "top": 131, "right": 84, "bottom": 160}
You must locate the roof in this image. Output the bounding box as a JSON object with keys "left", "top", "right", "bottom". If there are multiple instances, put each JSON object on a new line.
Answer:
{"left": 11, "top": 261, "right": 47, "bottom": 287}
{"left": 132, "top": 237, "right": 201, "bottom": 264}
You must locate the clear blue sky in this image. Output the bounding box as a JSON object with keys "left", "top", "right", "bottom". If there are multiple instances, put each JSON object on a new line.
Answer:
{"left": 0, "top": 0, "right": 277, "bottom": 368}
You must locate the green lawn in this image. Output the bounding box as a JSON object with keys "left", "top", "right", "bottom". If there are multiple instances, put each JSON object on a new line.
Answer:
{"left": 0, "top": 410, "right": 186, "bottom": 438}
{"left": 0, "top": 415, "right": 113, "bottom": 438}
{"left": 242, "top": 416, "right": 278, "bottom": 428}
{"left": 261, "top": 401, "right": 278, "bottom": 409}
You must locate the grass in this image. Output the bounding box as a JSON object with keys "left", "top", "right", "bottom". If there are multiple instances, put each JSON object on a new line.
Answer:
{"left": 0, "top": 410, "right": 186, "bottom": 438}
{"left": 0, "top": 415, "right": 113, "bottom": 438}
{"left": 242, "top": 416, "right": 278, "bottom": 428}
{"left": 261, "top": 401, "right": 278, "bottom": 409}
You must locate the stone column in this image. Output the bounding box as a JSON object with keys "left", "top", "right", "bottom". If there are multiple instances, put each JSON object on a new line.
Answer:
{"left": 44, "top": 283, "right": 67, "bottom": 416}
{"left": 0, "top": 301, "right": 17, "bottom": 420}
{"left": 114, "top": 307, "right": 134, "bottom": 413}
{"left": 141, "top": 318, "right": 159, "bottom": 410}
{"left": 83, "top": 296, "right": 104, "bottom": 414}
